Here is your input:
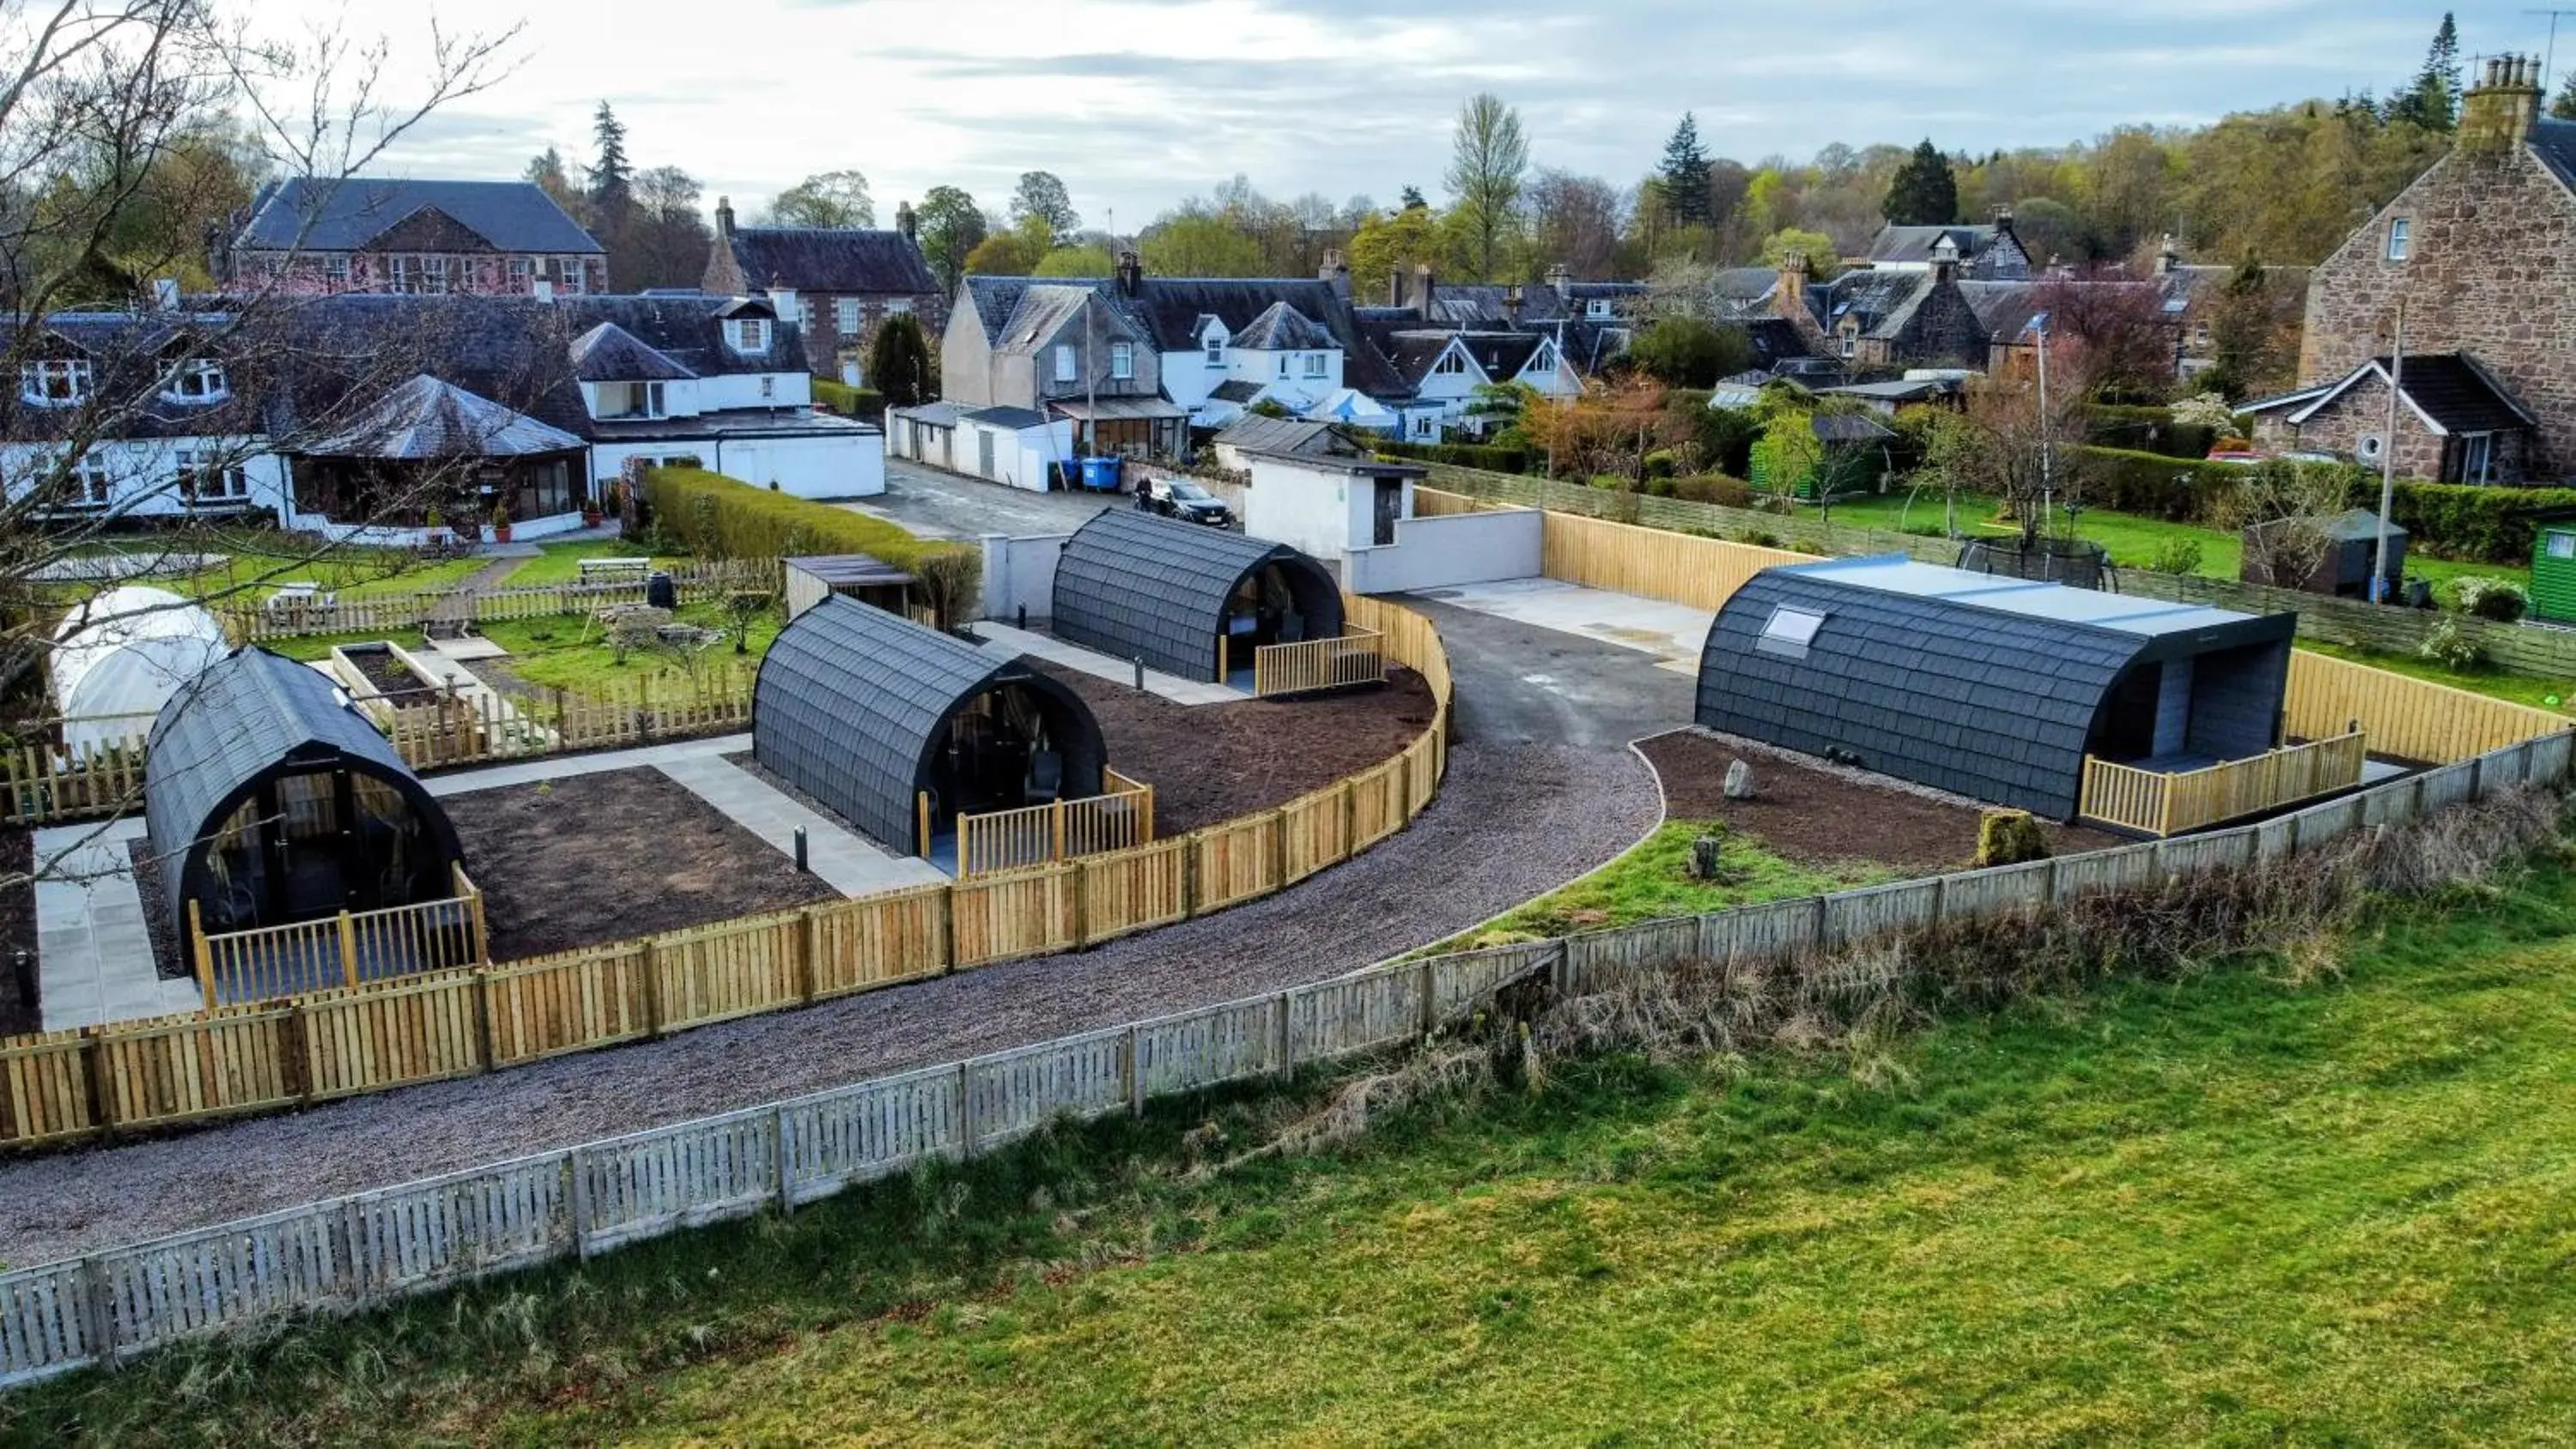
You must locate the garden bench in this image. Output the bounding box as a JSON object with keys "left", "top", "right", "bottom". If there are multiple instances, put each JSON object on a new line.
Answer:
{"left": 578, "top": 557, "right": 653, "bottom": 588}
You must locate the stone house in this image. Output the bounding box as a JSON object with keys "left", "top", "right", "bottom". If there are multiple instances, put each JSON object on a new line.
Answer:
{"left": 2275, "top": 55, "right": 2574, "bottom": 482}
{"left": 221, "top": 179, "right": 607, "bottom": 297}
{"left": 1858, "top": 215, "right": 2032, "bottom": 278}
{"left": 702, "top": 197, "right": 945, "bottom": 385}
{"left": 943, "top": 259, "right": 1186, "bottom": 458}
{"left": 2242, "top": 353, "right": 2534, "bottom": 483}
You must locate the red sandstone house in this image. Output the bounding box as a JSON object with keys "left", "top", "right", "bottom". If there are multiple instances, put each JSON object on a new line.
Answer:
{"left": 701, "top": 198, "right": 944, "bottom": 386}
{"left": 218, "top": 178, "right": 609, "bottom": 299}
{"left": 2244, "top": 56, "right": 2569, "bottom": 484}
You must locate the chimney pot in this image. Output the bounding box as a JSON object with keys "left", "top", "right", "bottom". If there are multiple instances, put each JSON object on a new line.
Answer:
{"left": 715, "top": 195, "right": 736, "bottom": 239}
{"left": 896, "top": 200, "right": 917, "bottom": 243}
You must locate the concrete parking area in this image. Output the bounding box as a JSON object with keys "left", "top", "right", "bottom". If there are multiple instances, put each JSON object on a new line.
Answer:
{"left": 1411, "top": 578, "right": 1714, "bottom": 677}
{"left": 842, "top": 457, "right": 1120, "bottom": 541}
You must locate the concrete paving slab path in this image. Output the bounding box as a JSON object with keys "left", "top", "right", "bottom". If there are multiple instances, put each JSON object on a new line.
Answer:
{"left": 972, "top": 621, "right": 1249, "bottom": 706}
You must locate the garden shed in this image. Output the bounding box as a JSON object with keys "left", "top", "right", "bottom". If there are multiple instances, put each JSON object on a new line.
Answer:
{"left": 1696, "top": 555, "right": 2298, "bottom": 820}
{"left": 143, "top": 647, "right": 466, "bottom": 942}
{"left": 754, "top": 596, "right": 1106, "bottom": 852}
{"left": 783, "top": 554, "right": 918, "bottom": 621}
{"left": 1053, "top": 507, "right": 1344, "bottom": 682}
{"left": 2240, "top": 508, "right": 2406, "bottom": 598}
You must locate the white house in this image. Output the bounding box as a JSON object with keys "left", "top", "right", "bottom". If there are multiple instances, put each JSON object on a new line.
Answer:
{"left": 1377, "top": 330, "right": 1579, "bottom": 441}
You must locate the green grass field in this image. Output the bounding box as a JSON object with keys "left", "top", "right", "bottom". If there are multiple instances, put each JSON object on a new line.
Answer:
{"left": 1459, "top": 819, "right": 1882, "bottom": 947}
{"left": 475, "top": 599, "right": 779, "bottom": 694}
{"left": 493, "top": 539, "right": 685, "bottom": 589}
{"left": 1818, "top": 491, "right": 2529, "bottom": 594}
{"left": 2298, "top": 640, "right": 2576, "bottom": 713}
{"left": 19, "top": 852, "right": 2576, "bottom": 1445}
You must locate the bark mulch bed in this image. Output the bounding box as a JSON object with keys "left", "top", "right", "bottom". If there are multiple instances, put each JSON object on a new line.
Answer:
{"left": 0, "top": 829, "right": 33, "bottom": 1036}
{"left": 443, "top": 767, "right": 840, "bottom": 961}
{"left": 1640, "top": 729, "right": 2124, "bottom": 876}
{"left": 1029, "top": 663, "right": 1438, "bottom": 834}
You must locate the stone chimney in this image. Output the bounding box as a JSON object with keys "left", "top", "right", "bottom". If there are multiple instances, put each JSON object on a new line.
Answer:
{"left": 1115, "top": 248, "right": 1143, "bottom": 298}
{"left": 1406, "top": 262, "right": 1435, "bottom": 315}
{"left": 715, "top": 195, "right": 736, "bottom": 240}
{"left": 1318, "top": 246, "right": 1345, "bottom": 282}
{"left": 1545, "top": 262, "right": 1571, "bottom": 299}
{"left": 1992, "top": 205, "right": 2015, "bottom": 239}
{"left": 1775, "top": 248, "right": 1812, "bottom": 320}
{"left": 896, "top": 200, "right": 917, "bottom": 244}
{"left": 1504, "top": 284, "right": 1524, "bottom": 326}
{"left": 2461, "top": 53, "right": 2543, "bottom": 152}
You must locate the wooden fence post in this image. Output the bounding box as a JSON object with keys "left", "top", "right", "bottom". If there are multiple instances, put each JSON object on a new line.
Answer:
{"left": 1050, "top": 799, "right": 1066, "bottom": 864}
{"left": 1418, "top": 958, "right": 1437, "bottom": 1036}
{"left": 289, "top": 999, "right": 319, "bottom": 1105}
{"left": 640, "top": 940, "right": 665, "bottom": 1038}
{"left": 79, "top": 1258, "right": 116, "bottom": 1368}
{"left": 475, "top": 967, "right": 499, "bottom": 1071}
{"left": 796, "top": 907, "right": 819, "bottom": 1004}
{"left": 568, "top": 1149, "right": 593, "bottom": 1261}
{"left": 81, "top": 1028, "right": 112, "bottom": 1134}
{"left": 337, "top": 911, "right": 360, "bottom": 991}
{"left": 188, "top": 900, "right": 215, "bottom": 1009}
{"left": 1274, "top": 991, "right": 1294, "bottom": 1076}
{"left": 775, "top": 1103, "right": 796, "bottom": 1214}
{"left": 956, "top": 1061, "right": 977, "bottom": 1158}
{"left": 917, "top": 791, "right": 933, "bottom": 860}
{"left": 1127, "top": 1024, "right": 1145, "bottom": 1117}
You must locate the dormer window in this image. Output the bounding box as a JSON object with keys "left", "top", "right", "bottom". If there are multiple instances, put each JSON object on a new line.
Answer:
{"left": 2385, "top": 217, "right": 2411, "bottom": 262}
{"left": 166, "top": 358, "right": 228, "bottom": 403}
{"left": 19, "top": 359, "right": 91, "bottom": 407}
{"left": 1587, "top": 299, "right": 1613, "bottom": 319}
{"left": 1432, "top": 349, "right": 1467, "bottom": 377}
{"left": 596, "top": 381, "right": 667, "bottom": 419}
{"left": 1204, "top": 331, "right": 1225, "bottom": 366}
{"left": 731, "top": 318, "right": 770, "bottom": 353}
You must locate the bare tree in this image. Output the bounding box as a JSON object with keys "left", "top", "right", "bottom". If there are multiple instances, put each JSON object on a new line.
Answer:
{"left": 1918, "top": 375, "right": 2094, "bottom": 547}
{"left": 2, "top": 2, "right": 519, "bottom": 882}
{"left": 2213, "top": 459, "right": 2363, "bottom": 589}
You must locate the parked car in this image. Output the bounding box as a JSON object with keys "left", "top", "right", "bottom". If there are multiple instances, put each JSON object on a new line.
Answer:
{"left": 1139, "top": 476, "right": 1233, "bottom": 527}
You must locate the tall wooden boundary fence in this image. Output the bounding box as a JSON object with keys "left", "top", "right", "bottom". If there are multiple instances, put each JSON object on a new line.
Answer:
{"left": 1, "top": 715, "right": 2564, "bottom": 1387}
{"left": 216, "top": 560, "right": 778, "bottom": 644}
{"left": 1420, "top": 459, "right": 2576, "bottom": 681}
{"left": 0, "top": 595, "right": 1452, "bottom": 1151}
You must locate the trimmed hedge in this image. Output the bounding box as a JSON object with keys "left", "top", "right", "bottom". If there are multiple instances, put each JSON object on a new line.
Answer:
{"left": 641, "top": 466, "right": 944, "bottom": 567}
{"left": 2075, "top": 446, "right": 2222, "bottom": 521}
{"left": 2381, "top": 480, "right": 2576, "bottom": 563}
{"left": 1374, "top": 438, "right": 1532, "bottom": 474}
{"left": 811, "top": 379, "right": 887, "bottom": 421}
{"left": 2084, "top": 403, "right": 2216, "bottom": 461}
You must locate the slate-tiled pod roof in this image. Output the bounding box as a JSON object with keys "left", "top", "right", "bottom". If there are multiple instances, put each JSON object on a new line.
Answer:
{"left": 297, "top": 373, "right": 586, "bottom": 459}
{"left": 1052, "top": 508, "right": 1345, "bottom": 682}
{"left": 143, "top": 647, "right": 461, "bottom": 937}
{"left": 752, "top": 597, "right": 1105, "bottom": 850}
{"left": 1696, "top": 556, "right": 2296, "bottom": 820}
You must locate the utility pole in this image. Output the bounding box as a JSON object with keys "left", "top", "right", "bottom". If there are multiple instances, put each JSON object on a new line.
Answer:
{"left": 2034, "top": 315, "right": 2054, "bottom": 544}
{"left": 2375, "top": 300, "right": 2404, "bottom": 605}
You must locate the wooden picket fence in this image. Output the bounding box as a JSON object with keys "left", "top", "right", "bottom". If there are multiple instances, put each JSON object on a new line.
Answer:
{"left": 1251, "top": 627, "right": 1385, "bottom": 698}
{"left": 5, "top": 713, "right": 2568, "bottom": 1388}
{"left": 217, "top": 560, "right": 779, "bottom": 643}
{"left": 0, "top": 669, "right": 758, "bottom": 828}
{"left": 193, "top": 865, "right": 490, "bottom": 1007}
{"left": 0, "top": 595, "right": 1454, "bottom": 1152}
{"left": 2079, "top": 731, "right": 2368, "bottom": 837}
{"left": 954, "top": 768, "right": 1157, "bottom": 878}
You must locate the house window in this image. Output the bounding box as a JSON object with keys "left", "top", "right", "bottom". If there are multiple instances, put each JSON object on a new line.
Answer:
{"left": 2385, "top": 218, "right": 2410, "bottom": 262}
{"left": 166, "top": 358, "right": 228, "bottom": 403}
{"left": 420, "top": 255, "right": 451, "bottom": 294}
{"left": 798, "top": 300, "right": 815, "bottom": 335}
{"left": 19, "top": 360, "right": 91, "bottom": 406}
{"left": 1838, "top": 330, "right": 1858, "bottom": 360}
{"left": 1587, "top": 299, "right": 1613, "bottom": 319}
{"left": 508, "top": 257, "right": 533, "bottom": 292}
{"left": 175, "top": 449, "right": 248, "bottom": 504}
{"left": 732, "top": 318, "right": 770, "bottom": 352}
{"left": 1277, "top": 353, "right": 1291, "bottom": 378}
{"left": 1412, "top": 413, "right": 1437, "bottom": 439}
{"left": 836, "top": 298, "right": 862, "bottom": 334}
{"left": 1204, "top": 333, "right": 1224, "bottom": 367}
{"left": 47, "top": 451, "right": 113, "bottom": 509}
{"left": 886, "top": 299, "right": 912, "bottom": 316}
{"left": 556, "top": 257, "right": 589, "bottom": 294}
{"left": 2357, "top": 433, "right": 2386, "bottom": 464}
{"left": 2458, "top": 432, "right": 2494, "bottom": 486}
{"left": 1054, "top": 343, "right": 1078, "bottom": 383}
{"left": 1304, "top": 351, "right": 1327, "bottom": 378}
{"left": 1109, "top": 341, "right": 1134, "bottom": 380}
{"left": 2549, "top": 532, "right": 2576, "bottom": 561}
{"left": 1756, "top": 606, "right": 1826, "bottom": 659}
{"left": 322, "top": 256, "right": 351, "bottom": 291}
{"left": 760, "top": 374, "right": 775, "bottom": 400}
{"left": 1432, "top": 349, "right": 1467, "bottom": 377}
{"left": 387, "top": 255, "right": 417, "bottom": 294}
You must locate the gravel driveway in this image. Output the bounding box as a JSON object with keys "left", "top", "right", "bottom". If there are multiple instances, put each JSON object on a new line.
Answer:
{"left": 0, "top": 608, "right": 1668, "bottom": 1267}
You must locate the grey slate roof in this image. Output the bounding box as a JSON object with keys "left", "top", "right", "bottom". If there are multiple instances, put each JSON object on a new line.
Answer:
{"left": 1227, "top": 300, "right": 1334, "bottom": 350}
{"left": 1816, "top": 270, "right": 1935, "bottom": 340}
{"left": 1053, "top": 508, "right": 1344, "bottom": 682}
{"left": 962, "top": 404, "right": 1048, "bottom": 429}
{"left": 296, "top": 373, "right": 586, "bottom": 459}
{"left": 1213, "top": 415, "right": 1362, "bottom": 458}
{"left": 2287, "top": 354, "right": 2537, "bottom": 434}
{"left": 570, "top": 322, "right": 696, "bottom": 382}
{"left": 1208, "top": 379, "right": 1267, "bottom": 403}
{"left": 1696, "top": 556, "right": 2295, "bottom": 819}
{"left": 143, "top": 646, "right": 459, "bottom": 937}
{"left": 235, "top": 178, "right": 603, "bottom": 254}
{"left": 752, "top": 597, "right": 1105, "bottom": 850}
{"left": 2530, "top": 115, "right": 2576, "bottom": 190}
{"left": 718, "top": 227, "right": 938, "bottom": 294}
{"left": 959, "top": 275, "right": 1412, "bottom": 398}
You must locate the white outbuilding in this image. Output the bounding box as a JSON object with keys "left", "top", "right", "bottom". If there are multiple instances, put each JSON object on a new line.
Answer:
{"left": 51, "top": 585, "right": 231, "bottom": 753}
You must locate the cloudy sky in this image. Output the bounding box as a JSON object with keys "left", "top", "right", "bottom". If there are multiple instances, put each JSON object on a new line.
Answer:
{"left": 259, "top": 0, "right": 2537, "bottom": 227}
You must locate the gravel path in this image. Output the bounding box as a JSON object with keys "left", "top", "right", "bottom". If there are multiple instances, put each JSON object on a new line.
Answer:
{"left": 0, "top": 738, "right": 1659, "bottom": 1267}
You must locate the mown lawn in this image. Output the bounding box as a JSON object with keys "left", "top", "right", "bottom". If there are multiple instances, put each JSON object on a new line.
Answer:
{"left": 475, "top": 599, "right": 780, "bottom": 695}
{"left": 19, "top": 854, "right": 2576, "bottom": 1445}
{"left": 1817, "top": 491, "right": 2529, "bottom": 593}
{"left": 2299, "top": 639, "right": 2576, "bottom": 714}
{"left": 495, "top": 539, "right": 686, "bottom": 589}
{"left": 1461, "top": 818, "right": 1880, "bottom": 946}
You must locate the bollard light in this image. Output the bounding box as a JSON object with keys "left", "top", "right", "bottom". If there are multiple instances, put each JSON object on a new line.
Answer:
{"left": 1017, "top": 603, "right": 1027, "bottom": 630}
{"left": 1133, "top": 655, "right": 1145, "bottom": 690}
{"left": 793, "top": 826, "right": 809, "bottom": 873}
